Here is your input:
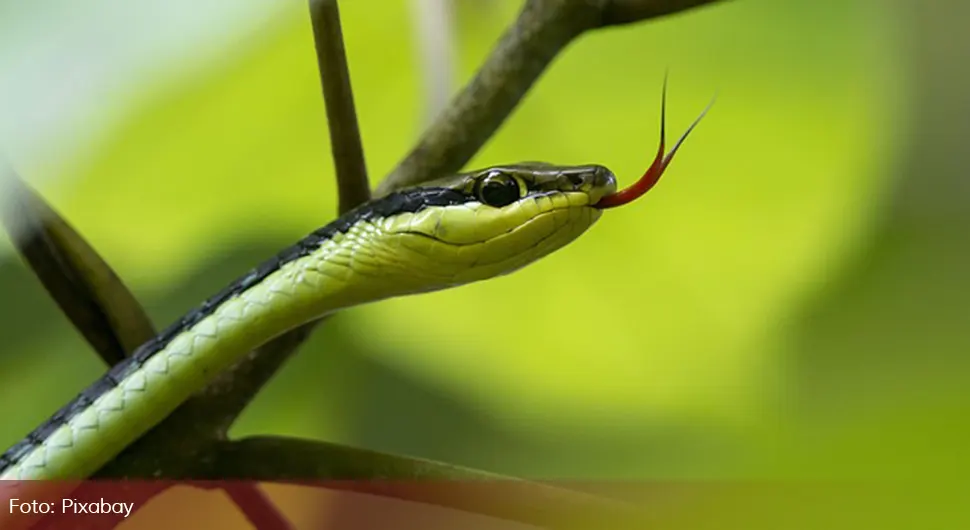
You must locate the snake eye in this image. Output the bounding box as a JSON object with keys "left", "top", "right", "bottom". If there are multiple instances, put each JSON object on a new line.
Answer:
{"left": 476, "top": 172, "right": 522, "bottom": 208}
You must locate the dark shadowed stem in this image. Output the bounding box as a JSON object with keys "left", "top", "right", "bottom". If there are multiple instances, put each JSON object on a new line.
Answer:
{"left": 209, "top": 437, "right": 641, "bottom": 529}
{"left": 310, "top": 0, "right": 371, "bottom": 212}
{"left": 376, "top": 0, "right": 725, "bottom": 196}
{"left": 0, "top": 169, "right": 156, "bottom": 365}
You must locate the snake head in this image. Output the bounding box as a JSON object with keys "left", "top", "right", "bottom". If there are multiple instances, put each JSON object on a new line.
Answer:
{"left": 357, "top": 164, "right": 617, "bottom": 291}
{"left": 335, "top": 78, "right": 711, "bottom": 296}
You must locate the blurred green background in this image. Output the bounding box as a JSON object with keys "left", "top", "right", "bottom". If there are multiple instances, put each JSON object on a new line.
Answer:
{"left": 1, "top": 0, "right": 967, "bottom": 505}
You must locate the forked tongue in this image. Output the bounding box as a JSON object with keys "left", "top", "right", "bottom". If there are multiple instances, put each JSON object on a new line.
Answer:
{"left": 596, "top": 77, "right": 715, "bottom": 209}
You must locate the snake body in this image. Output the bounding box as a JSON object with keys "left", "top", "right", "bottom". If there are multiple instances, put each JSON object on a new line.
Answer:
{"left": 0, "top": 163, "right": 617, "bottom": 480}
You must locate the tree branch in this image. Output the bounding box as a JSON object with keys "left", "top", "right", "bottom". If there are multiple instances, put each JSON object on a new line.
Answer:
{"left": 375, "top": 0, "right": 726, "bottom": 196}
{"left": 208, "top": 436, "right": 640, "bottom": 529}
{"left": 0, "top": 167, "right": 155, "bottom": 365}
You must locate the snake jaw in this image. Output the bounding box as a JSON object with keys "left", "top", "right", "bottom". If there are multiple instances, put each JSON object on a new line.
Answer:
{"left": 595, "top": 78, "right": 715, "bottom": 210}
{"left": 571, "top": 165, "right": 617, "bottom": 206}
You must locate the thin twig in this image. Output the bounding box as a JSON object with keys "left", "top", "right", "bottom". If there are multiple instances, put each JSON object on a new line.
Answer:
{"left": 310, "top": 0, "right": 371, "bottom": 212}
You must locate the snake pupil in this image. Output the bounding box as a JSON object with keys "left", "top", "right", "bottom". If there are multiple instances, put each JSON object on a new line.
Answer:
{"left": 477, "top": 173, "right": 521, "bottom": 208}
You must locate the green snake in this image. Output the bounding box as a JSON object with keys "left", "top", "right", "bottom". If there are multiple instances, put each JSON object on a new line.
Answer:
{"left": 0, "top": 87, "right": 710, "bottom": 482}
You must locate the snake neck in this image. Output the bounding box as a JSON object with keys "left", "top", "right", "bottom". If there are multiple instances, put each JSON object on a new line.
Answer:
{"left": 0, "top": 225, "right": 380, "bottom": 480}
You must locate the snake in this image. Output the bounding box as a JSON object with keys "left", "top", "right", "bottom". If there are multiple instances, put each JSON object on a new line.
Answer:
{"left": 0, "top": 85, "right": 711, "bottom": 482}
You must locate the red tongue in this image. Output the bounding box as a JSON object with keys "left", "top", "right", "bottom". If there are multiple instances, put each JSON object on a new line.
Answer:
{"left": 596, "top": 77, "right": 715, "bottom": 209}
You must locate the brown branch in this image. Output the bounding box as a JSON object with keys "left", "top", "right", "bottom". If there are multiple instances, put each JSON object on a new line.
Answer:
{"left": 375, "top": 0, "right": 726, "bottom": 196}
{"left": 207, "top": 436, "right": 641, "bottom": 530}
